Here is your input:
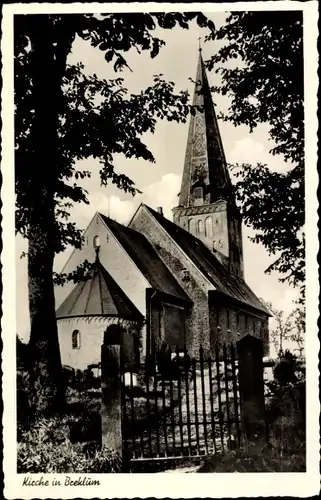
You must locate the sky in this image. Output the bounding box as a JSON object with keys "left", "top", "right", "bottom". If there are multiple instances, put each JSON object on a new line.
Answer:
{"left": 15, "top": 12, "right": 300, "bottom": 353}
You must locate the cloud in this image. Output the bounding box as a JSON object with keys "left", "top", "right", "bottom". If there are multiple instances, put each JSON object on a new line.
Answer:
{"left": 139, "top": 173, "right": 181, "bottom": 219}
{"left": 229, "top": 136, "right": 290, "bottom": 173}
{"left": 97, "top": 173, "right": 181, "bottom": 222}
{"left": 229, "top": 137, "right": 266, "bottom": 164}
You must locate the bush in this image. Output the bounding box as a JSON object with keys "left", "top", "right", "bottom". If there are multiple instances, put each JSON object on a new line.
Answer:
{"left": 17, "top": 417, "right": 122, "bottom": 473}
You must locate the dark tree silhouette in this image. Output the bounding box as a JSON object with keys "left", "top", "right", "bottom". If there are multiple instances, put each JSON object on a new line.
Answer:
{"left": 205, "top": 11, "right": 304, "bottom": 298}
{"left": 15, "top": 13, "right": 213, "bottom": 411}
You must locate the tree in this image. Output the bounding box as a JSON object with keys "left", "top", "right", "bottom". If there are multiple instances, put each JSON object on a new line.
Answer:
{"left": 205, "top": 12, "right": 304, "bottom": 299}
{"left": 15, "top": 13, "right": 213, "bottom": 411}
{"left": 261, "top": 300, "right": 305, "bottom": 357}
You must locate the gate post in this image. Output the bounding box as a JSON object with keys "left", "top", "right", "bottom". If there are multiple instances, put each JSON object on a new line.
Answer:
{"left": 237, "top": 335, "right": 266, "bottom": 442}
{"left": 101, "top": 334, "right": 123, "bottom": 456}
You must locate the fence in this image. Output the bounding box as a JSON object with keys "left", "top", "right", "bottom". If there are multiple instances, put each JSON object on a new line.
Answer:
{"left": 98, "top": 333, "right": 266, "bottom": 464}
{"left": 121, "top": 344, "right": 241, "bottom": 461}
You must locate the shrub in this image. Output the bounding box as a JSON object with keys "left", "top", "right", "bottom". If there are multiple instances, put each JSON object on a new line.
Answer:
{"left": 17, "top": 417, "right": 122, "bottom": 473}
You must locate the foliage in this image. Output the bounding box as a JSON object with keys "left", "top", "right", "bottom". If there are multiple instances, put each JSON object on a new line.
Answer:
{"left": 17, "top": 417, "right": 121, "bottom": 473}
{"left": 15, "top": 12, "right": 213, "bottom": 250}
{"left": 261, "top": 300, "right": 305, "bottom": 355}
{"left": 274, "top": 350, "right": 305, "bottom": 385}
{"left": 14, "top": 12, "right": 213, "bottom": 410}
{"left": 206, "top": 12, "right": 304, "bottom": 295}
{"left": 52, "top": 259, "right": 93, "bottom": 286}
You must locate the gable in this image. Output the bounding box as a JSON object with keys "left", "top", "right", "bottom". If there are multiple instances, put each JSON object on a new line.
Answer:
{"left": 130, "top": 204, "right": 270, "bottom": 317}
{"left": 99, "top": 214, "right": 189, "bottom": 302}
{"left": 55, "top": 213, "right": 150, "bottom": 315}
{"left": 128, "top": 204, "right": 214, "bottom": 295}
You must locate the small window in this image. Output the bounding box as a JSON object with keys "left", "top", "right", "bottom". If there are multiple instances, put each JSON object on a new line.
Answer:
{"left": 188, "top": 218, "right": 194, "bottom": 234}
{"left": 72, "top": 330, "right": 80, "bottom": 349}
{"left": 194, "top": 186, "right": 203, "bottom": 199}
{"left": 93, "top": 235, "right": 100, "bottom": 249}
{"left": 213, "top": 240, "right": 217, "bottom": 250}
{"left": 197, "top": 219, "right": 204, "bottom": 234}
{"left": 205, "top": 217, "right": 213, "bottom": 238}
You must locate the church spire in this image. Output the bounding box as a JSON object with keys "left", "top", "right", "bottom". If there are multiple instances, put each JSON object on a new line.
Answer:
{"left": 178, "top": 49, "right": 232, "bottom": 208}
{"left": 173, "top": 49, "right": 244, "bottom": 278}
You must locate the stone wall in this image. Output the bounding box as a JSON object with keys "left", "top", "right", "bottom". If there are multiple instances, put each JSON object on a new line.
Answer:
{"left": 227, "top": 210, "right": 244, "bottom": 277}
{"left": 129, "top": 205, "right": 213, "bottom": 355}
{"left": 209, "top": 300, "right": 269, "bottom": 356}
{"left": 173, "top": 202, "right": 229, "bottom": 259}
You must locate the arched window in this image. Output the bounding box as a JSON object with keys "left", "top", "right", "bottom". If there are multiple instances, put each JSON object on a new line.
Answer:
{"left": 193, "top": 186, "right": 204, "bottom": 207}
{"left": 205, "top": 217, "right": 213, "bottom": 238}
{"left": 93, "top": 235, "right": 100, "bottom": 249}
{"left": 188, "top": 218, "right": 194, "bottom": 234}
{"left": 197, "top": 219, "right": 204, "bottom": 234}
{"left": 213, "top": 240, "right": 217, "bottom": 251}
{"left": 72, "top": 330, "right": 80, "bottom": 349}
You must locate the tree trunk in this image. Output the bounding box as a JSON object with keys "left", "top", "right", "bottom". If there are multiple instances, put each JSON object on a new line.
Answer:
{"left": 26, "top": 15, "right": 71, "bottom": 413}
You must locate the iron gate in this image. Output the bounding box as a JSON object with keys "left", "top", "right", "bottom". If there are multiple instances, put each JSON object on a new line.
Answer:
{"left": 121, "top": 343, "right": 241, "bottom": 461}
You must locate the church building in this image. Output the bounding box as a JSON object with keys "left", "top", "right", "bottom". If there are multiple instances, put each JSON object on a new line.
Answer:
{"left": 55, "top": 50, "right": 270, "bottom": 370}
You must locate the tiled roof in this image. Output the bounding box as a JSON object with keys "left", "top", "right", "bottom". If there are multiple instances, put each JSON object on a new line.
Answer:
{"left": 56, "top": 255, "right": 143, "bottom": 320}
{"left": 144, "top": 205, "right": 271, "bottom": 316}
{"left": 99, "top": 214, "right": 190, "bottom": 302}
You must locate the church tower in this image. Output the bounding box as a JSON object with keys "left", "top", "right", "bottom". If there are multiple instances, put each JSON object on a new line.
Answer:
{"left": 172, "top": 49, "right": 244, "bottom": 278}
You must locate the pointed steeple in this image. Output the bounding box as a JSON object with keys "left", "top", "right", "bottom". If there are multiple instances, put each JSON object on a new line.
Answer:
{"left": 178, "top": 49, "right": 232, "bottom": 208}
{"left": 173, "top": 49, "right": 244, "bottom": 278}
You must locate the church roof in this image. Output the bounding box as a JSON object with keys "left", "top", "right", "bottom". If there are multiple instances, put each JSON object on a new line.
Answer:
{"left": 179, "top": 50, "right": 233, "bottom": 207}
{"left": 56, "top": 252, "right": 143, "bottom": 320}
{"left": 143, "top": 205, "right": 271, "bottom": 316}
{"left": 99, "top": 213, "right": 190, "bottom": 303}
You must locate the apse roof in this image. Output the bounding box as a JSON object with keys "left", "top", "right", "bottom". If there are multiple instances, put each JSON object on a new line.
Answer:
{"left": 56, "top": 252, "right": 143, "bottom": 320}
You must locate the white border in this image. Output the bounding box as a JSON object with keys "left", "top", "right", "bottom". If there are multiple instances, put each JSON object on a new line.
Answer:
{"left": 2, "top": 2, "right": 319, "bottom": 498}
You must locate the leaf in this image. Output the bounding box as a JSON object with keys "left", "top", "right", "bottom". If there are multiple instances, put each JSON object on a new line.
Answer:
{"left": 99, "top": 41, "right": 109, "bottom": 51}
{"left": 104, "top": 50, "right": 113, "bottom": 62}
{"left": 150, "top": 39, "right": 159, "bottom": 59}
{"left": 196, "top": 13, "right": 208, "bottom": 28}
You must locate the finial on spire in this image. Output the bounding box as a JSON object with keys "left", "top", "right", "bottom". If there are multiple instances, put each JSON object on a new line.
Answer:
{"left": 198, "top": 36, "right": 202, "bottom": 52}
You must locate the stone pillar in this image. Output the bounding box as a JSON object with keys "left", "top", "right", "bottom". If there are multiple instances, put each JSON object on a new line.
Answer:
{"left": 101, "top": 339, "right": 122, "bottom": 456}
{"left": 237, "top": 334, "right": 266, "bottom": 441}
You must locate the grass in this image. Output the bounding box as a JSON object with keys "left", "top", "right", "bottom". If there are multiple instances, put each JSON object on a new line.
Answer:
{"left": 198, "top": 439, "right": 306, "bottom": 472}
